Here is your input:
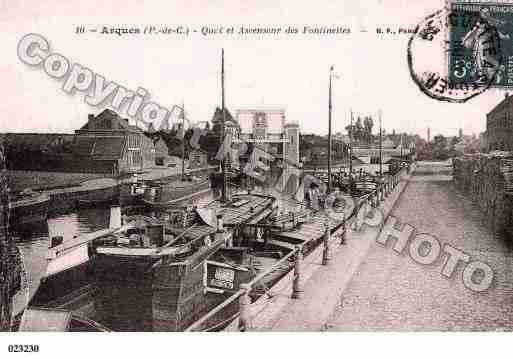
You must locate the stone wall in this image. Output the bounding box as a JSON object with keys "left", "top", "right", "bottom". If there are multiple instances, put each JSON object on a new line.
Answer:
{"left": 453, "top": 154, "right": 513, "bottom": 238}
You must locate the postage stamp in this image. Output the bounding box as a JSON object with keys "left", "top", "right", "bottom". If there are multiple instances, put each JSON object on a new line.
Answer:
{"left": 407, "top": 1, "right": 508, "bottom": 102}
{"left": 448, "top": 1, "right": 513, "bottom": 88}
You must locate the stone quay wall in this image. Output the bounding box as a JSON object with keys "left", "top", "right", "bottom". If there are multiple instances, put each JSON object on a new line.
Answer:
{"left": 453, "top": 154, "right": 513, "bottom": 238}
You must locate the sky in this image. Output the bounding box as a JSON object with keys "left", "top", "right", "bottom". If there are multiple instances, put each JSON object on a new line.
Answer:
{"left": 0, "top": 0, "right": 508, "bottom": 138}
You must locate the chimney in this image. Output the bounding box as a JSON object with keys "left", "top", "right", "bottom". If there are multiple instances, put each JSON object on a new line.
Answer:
{"left": 88, "top": 114, "right": 94, "bottom": 122}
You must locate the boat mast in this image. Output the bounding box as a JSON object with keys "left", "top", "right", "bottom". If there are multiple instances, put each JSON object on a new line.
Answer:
{"left": 379, "top": 109, "right": 383, "bottom": 176}
{"left": 400, "top": 132, "right": 404, "bottom": 159}
{"left": 221, "top": 49, "right": 228, "bottom": 202}
{"left": 349, "top": 109, "right": 353, "bottom": 176}
{"left": 181, "top": 101, "right": 186, "bottom": 181}
{"left": 328, "top": 66, "right": 333, "bottom": 194}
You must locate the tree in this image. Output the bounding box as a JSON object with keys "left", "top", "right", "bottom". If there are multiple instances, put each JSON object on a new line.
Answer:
{"left": 363, "top": 116, "right": 374, "bottom": 144}
{"left": 345, "top": 124, "right": 354, "bottom": 140}
{"left": 433, "top": 134, "right": 447, "bottom": 148}
{"left": 355, "top": 117, "right": 363, "bottom": 143}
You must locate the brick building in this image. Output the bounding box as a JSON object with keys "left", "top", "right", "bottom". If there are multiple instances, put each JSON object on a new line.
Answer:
{"left": 486, "top": 94, "right": 513, "bottom": 151}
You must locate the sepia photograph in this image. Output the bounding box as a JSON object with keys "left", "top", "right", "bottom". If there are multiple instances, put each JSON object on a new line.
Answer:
{"left": 1, "top": 0, "right": 512, "bottom": 357}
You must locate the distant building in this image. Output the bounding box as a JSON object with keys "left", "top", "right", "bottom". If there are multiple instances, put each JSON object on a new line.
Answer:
{"left": 211, "top": 107, "right": 239, "bottom": 138}
{"left": 333, "top": 133, "right": 350, "bottom": 144}
{"left": 487, "top": 94, "right": 513, "bottom": 151}
{"left": 454, "top": 134, "right": 482, "bottom": 154}
{"left": 299, "top": 135, "right": 348, "bottom": 164}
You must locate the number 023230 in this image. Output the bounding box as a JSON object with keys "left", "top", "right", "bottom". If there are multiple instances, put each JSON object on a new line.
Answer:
{"left": 7, "top": 344, "right": 40, "bottom": 353}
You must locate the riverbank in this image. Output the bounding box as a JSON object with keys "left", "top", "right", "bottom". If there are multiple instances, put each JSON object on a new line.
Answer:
{"left": 10, "top": 166, "right": 216, "bottom": 214}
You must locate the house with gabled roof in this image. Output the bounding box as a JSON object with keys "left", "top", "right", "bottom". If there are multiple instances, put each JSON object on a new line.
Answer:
{"left": 74, "top": 109, "right": 168, "bottom": 175}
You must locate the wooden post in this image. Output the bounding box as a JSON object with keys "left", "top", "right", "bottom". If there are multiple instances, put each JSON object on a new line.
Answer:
{"left": 340, "top": 216, "right": 346, "bottom": 245}
{"left": 238, "top": 283, "right": 252, "bottom": 331}
{"left": 291, "top": 246, "right": 304, "bottom": 299}
{"left": 322, "top": 222, "right": 331, "bottom": 265}
{"left": 216, "top": 213, "right": 224, "bottom": 233}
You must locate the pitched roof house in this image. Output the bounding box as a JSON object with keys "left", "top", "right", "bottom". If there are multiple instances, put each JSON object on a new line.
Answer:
{"left": 74, "top": 109, "right": 166, "bottom": 174}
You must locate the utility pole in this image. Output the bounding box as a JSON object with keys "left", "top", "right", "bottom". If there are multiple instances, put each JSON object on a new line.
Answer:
{"left": 328, "top": 66, "right": 333, "bottom": 194}
{"left": 181, "top": 101, "right": 186, "bottom": 181}
{"left": 349, "top": 109, "right": 353, "bottom": 174}
{"left": 400, "top": 132, "right": 404, "bottom": 159}
{"left": 221, "top": 49, "right": 228, "bottom": 203}
{"left": 379, "top": 109, "right": 383, "bottom": 176}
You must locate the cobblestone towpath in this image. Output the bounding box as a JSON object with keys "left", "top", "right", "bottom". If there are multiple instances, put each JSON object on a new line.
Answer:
{"left": 326, "top": 161, "right": 513, "bottom": 331}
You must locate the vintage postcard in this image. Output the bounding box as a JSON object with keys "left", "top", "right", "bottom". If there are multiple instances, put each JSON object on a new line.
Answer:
{"left": 1, "top": 0, "right": 512, "bottom": 357}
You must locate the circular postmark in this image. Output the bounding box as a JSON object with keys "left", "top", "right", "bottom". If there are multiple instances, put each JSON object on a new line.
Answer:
{"left": 408, "top": 7, "right": 502, "bottom": 103}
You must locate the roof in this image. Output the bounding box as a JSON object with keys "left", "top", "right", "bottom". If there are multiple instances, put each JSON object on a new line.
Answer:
{"left": 72, "top": 136, "right": 125, "bottom": 160}
{"left": 80, "top": 109, "right": 143, "bottom": 133}
{"left": 211, "top": 107, "right": 238, "bottom": 127}
{"left": 488, "top": 94, "right": 513, "bottom": 117}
